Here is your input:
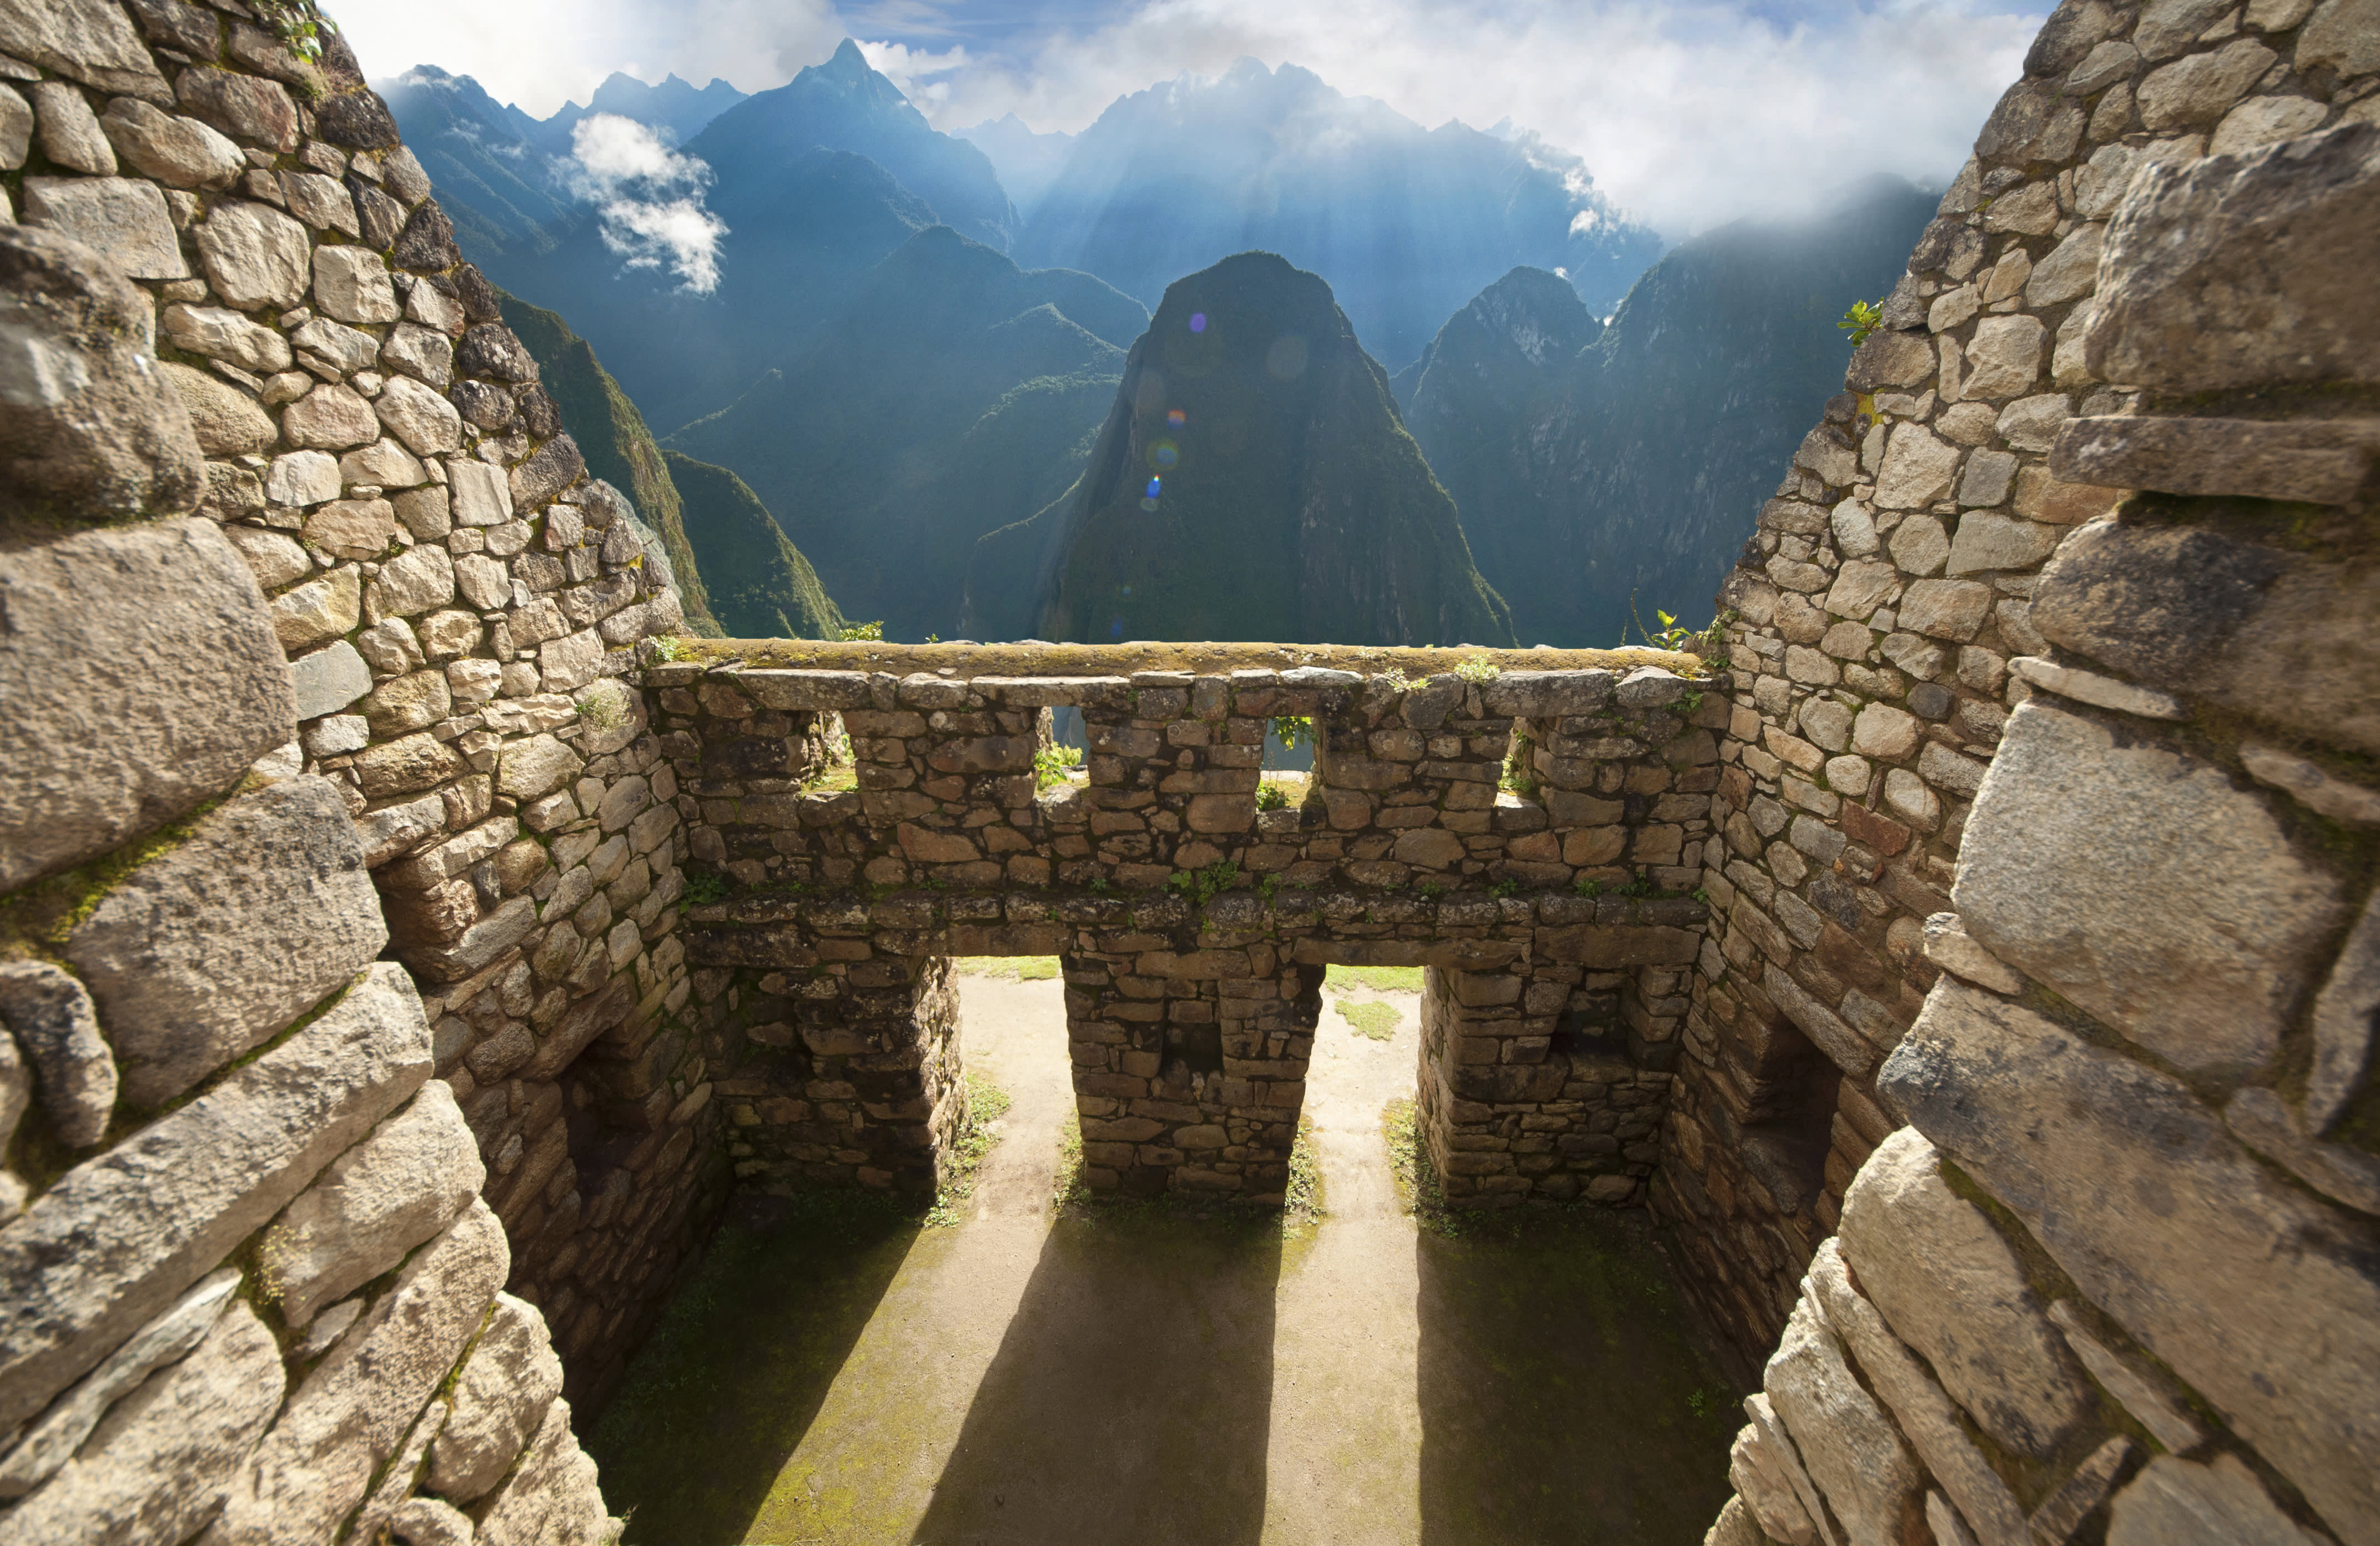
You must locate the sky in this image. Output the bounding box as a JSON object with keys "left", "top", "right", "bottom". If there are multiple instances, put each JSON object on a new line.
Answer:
{"left": 330, "top": 0, "right": 2049, "bottom": 237}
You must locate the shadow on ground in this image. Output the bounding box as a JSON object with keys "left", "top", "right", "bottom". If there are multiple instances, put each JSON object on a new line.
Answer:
{"left": 909, "top": 1209, "right": 1284, "bottom": 1546}
{"left": 1416, "top": 1211, "right": 1742, "bottom": 1545}
{"left": 586, "top": 1192, "right": 922, "bottom": 1546}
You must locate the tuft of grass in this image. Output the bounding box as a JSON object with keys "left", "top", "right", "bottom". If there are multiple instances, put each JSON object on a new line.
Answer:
{"left": 1381, "top": 1095, "right": 1461, "bottom": 1237}
{"left": 924, "top": 1072, "right": 1012, "bottom": 1227}
{"left": 1335, "top": 998, "right": 1401, "bottom": 1042}
{"left": 954, "top": 956, "right": 1060, "bottom": 981}
{"left": 1326, "top": 963, "right": 1424, "bottom": 994}
{"left": 1283, "top": 1112, "right": 1324, "bottom": 1227}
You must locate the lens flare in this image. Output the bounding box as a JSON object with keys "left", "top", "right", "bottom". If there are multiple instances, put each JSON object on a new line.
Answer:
{"left": 1167, "top": 408, "right": 1186, "bottom": 427}
{"left": 1146, "top": 477, "right": 1161, "bottom": 498}
{"left": 1148, "top": 439, "right": 1179, "bottom": 470}
{"left": 1189, "top": 312, "right": 1207, "bottom": 333}
{"left": 1140, "top": 496, "right": 1159, "bottom": 512}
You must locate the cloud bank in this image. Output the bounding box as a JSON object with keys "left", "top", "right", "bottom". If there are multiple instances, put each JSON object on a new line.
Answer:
{"left": 333, "top": 0, "right": 2045, "bottom": 235}
{"left": 563, "top": 114, "right": 729, "bottom": 291}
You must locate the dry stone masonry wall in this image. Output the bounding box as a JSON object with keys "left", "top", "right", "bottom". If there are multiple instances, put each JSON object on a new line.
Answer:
{"left": 0, "top": 1, "right": 704, "bottom": 1539}
{"left": 1693, "top": 2, "right": 2380, "bottom": 1544}
{"left": 660, "top": 652, "right": 1719, "bottom": 1205}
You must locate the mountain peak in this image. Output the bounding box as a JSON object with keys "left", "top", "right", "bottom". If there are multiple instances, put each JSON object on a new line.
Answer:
{"left": 827, "top": 38, "right": 872, "bottom": 75}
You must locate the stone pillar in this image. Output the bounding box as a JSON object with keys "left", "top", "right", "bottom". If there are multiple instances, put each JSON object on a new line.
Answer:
{"left": 1064, "top": 942, "right": 1317, "bottom": 1198}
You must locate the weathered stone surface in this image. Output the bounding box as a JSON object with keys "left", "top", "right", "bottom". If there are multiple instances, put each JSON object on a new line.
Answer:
{"left": 498, "top": 734, "right": 585, "bottom": 801}
{"left": 0, "top": 964, "right": 429, "bottom": 1433}
{"left": 31, "top": 84, "right": 113, "bottom": 176}
{"left": 193, "top": 199, "right": 309, "bottom": 309}
{"left": 426, "top": 1292, "right": 562, "bottom": 1502}
{"left": 0, "top": 962, "right": 114, "bottom": 1148}
{"left": 472, "top": 1397, "right": 616, "bottom": 1546}
{"left": 510, "top": 433, "right": 586, "bottom": 510}
{"left": 374, "top": 374, "right": 462, "bottom": 455}
{"left": 2242, "top": 743, "right": 2380, "bottom": 829}
{"left": 1838, "top": 1128, "right": 2084, "bottom": 1458}
{"left": 2106, "top": 1454, "right": 2331, "bottom": 1546}
{"left": 1920, "top": 913, "right": 2021, "bottom": 994}
{"left": 1764, "top": 964, "right": 1877, "bottom": 1076}
{"left": 67, "top": 776, "right": 390, "bottom": 1106}
{"left": 21, "top": 175, "right": 186, "bottom": 279}
{"left": 1765, "top": 1295, "right": 1924, "bottom": 1546}
{"left": 2006, "top": 655, "right": 2185, "bottom": 720}
{"left": 2089, "top": 124, "right": 2380, "bottom": 392}
{"left": 282, "top": 381, "right": 379, "bottom": 449}
{"left": 1955, "top": 701, "right": 2344, "bottom": 1071}
{"left": 1896, "top": 579, "right": 1993, "bottom": 641}
{"left": 0, "top": 1266, "right": 235, "bottom": 1498}
{"left": 1961, "top": 316, "right": 2044, "bottom": 400}
{"left": 1874, "top": 424, "right": 1961, "bottom": 509}
{"left": 2137, "top": 38, "right": 2277, "bottom": 132}
{"left": 380, "top": 320, "right": 454, "bottom": 389}
{"left": 268, "top": 1081, "right": 483, "bottom": 1327}
{"left": 390, "top": 1498, "right": 476, "bottom": 1546}
{"left": 213, "top": 1199, "right": 508, "bottom": 1546}
{"left": 1744, "top": 1392, "right": 1839, "bottom": 1546}
{"left": 0, "top": 0, "right": 173, "bottom": 102}
{"left": 2308, "top": 889, "right": 2380, "bottom": 1135}
{"left": 161, "top": 302, "right": 291, "bottom": 375}
{"left": 1880, "top": 981, "right": 2380, "bottom": 1543}
{"left": 279, "top": 168, "right": 359, "bottom": 235}
{"left": 97, "top": 98, "right": 241, "bottom": 189}
{"left": 311, "top": 243, "right": 400, "bottom": 325}
{"left": 1846, "top": 331, "right": 1934, "bottom": 392}
{"left": 174, "top": 66, "right": 298, "bottom": 151}
{"left": 1809, "top": 1241, "right": 2031, "bottom": 1546}
{"left": 0, "top": 226, "right": 202, "bottom": 522}
{"left": 2034, "top": 518, "right": 2380, "bottom": 753}
{"left": 1944, "top": 512, "right": 2061, "bottom": 576}
{"left": 2051, "top": 414, "right": 2374, "bottom": 505}
{"left": 0, "top": 1301, "right": 281, "bottom": 1546}
{"left": 0, "top": 519, "right": 291, "bottom": 892}
{"left": 2045, "top": 1299, "right": 2205, "bottom": 1455}
{"left": 288, "top": 639, "right": 371, "bottom": 721}
{"left": 157, "top": 360, "right": 275, "bottom": 456}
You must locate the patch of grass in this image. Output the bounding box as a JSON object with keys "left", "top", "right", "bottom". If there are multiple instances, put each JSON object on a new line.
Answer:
{"left": 1283, "top": 1112, "right": 1324, "bottom": 1229}
{"left": 1328, "top": 963, "right": 1424, "bottom": 993}
{"left": 954, "top": 955, "right": 1060, "bottom": 981}
{"left": 1033, "top": 742, "right": 1084, "bottom": 790}
{"left": 1381, "top": 1095, "right": 1461, "bottom": 1237}
{"left": 1335, "top": 998, "right": 1401, "bottom": 1041}
{"left": 1255, "top": 780, "right": 1290, "bottom": 811}
{"left": 925, "top": 1072, "right": 1012, "bottom": 1228}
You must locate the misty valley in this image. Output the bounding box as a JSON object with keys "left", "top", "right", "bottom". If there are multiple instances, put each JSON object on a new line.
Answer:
{"left": 382, "top": 41, "right": 1933, "bottom": 651}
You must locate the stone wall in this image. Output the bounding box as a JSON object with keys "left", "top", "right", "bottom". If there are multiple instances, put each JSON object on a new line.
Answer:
{"left": 0, "top": 0, "right": 712, "bottom": 1538}
{"left": 656, "top": 652, "right": 1721, "bottom": 1206}
{"left": 0, "top": 0, "right": 727, "bottom": 1409}
{"left": 1693, "top": 2, "right": 2380, "bottom": 1544}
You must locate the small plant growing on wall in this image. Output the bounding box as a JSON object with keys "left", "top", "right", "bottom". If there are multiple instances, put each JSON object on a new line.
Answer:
{"left": 1839, "top": 298, "right": 1882, "bottom": 346}
{"left": 1255, "top": 781, "right": 1290, "bottom": 811}
{"left": 1033, "top": 743, "right": 1083, "bottom": 790}
{"left": 1453, "top": 655, "right": 1500, "bottom": 683}
{"left": 834, "top": 620, "right": 885, "bottom": 642}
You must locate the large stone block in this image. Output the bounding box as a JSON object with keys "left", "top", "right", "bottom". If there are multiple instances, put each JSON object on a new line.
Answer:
{"left": 19, "top": 175, "right": 185, "bottom": 279}
{"left": 426, "top": 1292, "right": 562, "bottom": 1503}
{"left": 1880, "top": 981, "right": 2380, "bottom": 1544}
{"left": 2051, "top": 415, "right": 2373, "bottom": 506}
{"left": 212, "top": 1198, "right": 509, "bottom": 1546}
{"left": 67, "top": 776, "right": 389, "bottom": 1107}
{"left": 0, "top": 227, "right": 202, "bottom": 523}
{"left": 1838, "top": 1128, "right": 2083, "bottom": 1458}
{"left": 2087, "top": 123, "right": 2380, "bottom": 392}
{"left": 2032, "top": 518, "right": 2380, "bottom": 754}
{"left": 0, "top": 0, "right": 173, "bottom": 102}
{"left": 2106, "top": 1454, "right": 2333, "bottom": 1546}
{"left": 1955, "top": 701, "right": 2344, "bottom": 1072}
{"left": 0, "top": 1302, "right": 283, "bottom": 1546}
{"left": 472, "top": 1397, "right": 617, "bottom": 1546}
{"left": 0, "top": 962, "right": 114, "bottom": 1148}
{"left": 0, "top": 519, "right": 293, "bottom": 892}
{"left": 192, "top": 198, "right": 309, "bottom": 310}
{"left": 1764, "top": 1295, "right": 1924, "bottom": 1546}
{"left": 0, "top": 964, "right": 430, "bottom": 1434}
{"left": 265, "top": 1080, "right": 484, "bottom": 1327}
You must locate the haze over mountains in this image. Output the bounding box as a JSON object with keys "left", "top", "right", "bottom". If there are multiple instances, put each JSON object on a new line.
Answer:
{"left": 383, "top": 37, "right": 1934, "bottom": 648}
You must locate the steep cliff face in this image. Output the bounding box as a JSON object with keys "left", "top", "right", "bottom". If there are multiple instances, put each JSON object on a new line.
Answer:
{"left": 1028, "top": 252, "right": 1514, "bottom": 646}
{"left": 1402, "top": 178, "right": 1938, "bottom": 645}
{"left": 666, "top": 225, "right": 1143, "bottom": 640}
{"left": 660, "top": 452, "right": 844, "bottom": 639}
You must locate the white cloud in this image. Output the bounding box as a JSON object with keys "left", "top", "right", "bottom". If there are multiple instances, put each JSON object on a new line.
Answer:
{"left": 329, "top": 0, "right": 2044, "bottom": 235}
{"left": 565, "top": 115, "right": 729, "bottom": 291}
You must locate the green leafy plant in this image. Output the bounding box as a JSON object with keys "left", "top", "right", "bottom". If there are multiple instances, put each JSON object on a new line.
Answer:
{"left": 1839, "top": 299, "right": 1883, "bottom": 347}
{"left": 1415, "top": 880, "right": 1445, "bottom": 900}
{"left": 1033, "top": 742, "right": 1084, "bottom": 791}
{"left": 253, "top": 0, "right": 324, "bottom": 60}
{"left": 1501, "top": 731, "right": 1538, "bottom": 799}
{"left": 1284, "top": 1113, "right": 1325, "bottom": 1223}
{"left": 1574, "top": 876, "right": 1604, "bottom": 899}
{"left": 834, "top": 620, "right": 885, "bottom": 642}
{"left": 1624, "top": 599, "right": 1736, "bottom": 670}
{"left": 924, "top": 1073, "right": 1013, "bottom": 1228}
{"left": 1452, "top": 655, "right": 1500, "bottom": 684}
{"left": 1255, "top": 781, "right": 1290, "bottom": 811}
{"left": 1487, "top": 878, "right": 1521, "bottom": 899}
{"left": 1378, "top": 668, "right": 1412, "bottom": 694}
{"left": 678, "top": 871, "right": 727, "bottom": 911}
{"left": 1269, "top": 715, "right": 1314, "bottom": 752}
{"left": 648, "top": 635, "right": 688, "bottom": 662}
{"left": 1088, "top": 877, "right": 1111, "bottom": 894}
{"left": 1165, "top": 857, "right": 1241, "bottom": 909}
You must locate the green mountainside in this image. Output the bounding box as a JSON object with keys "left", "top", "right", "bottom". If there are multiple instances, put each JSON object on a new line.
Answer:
{"left": 497, "top": 292, "right": 846, "bottom": 639}
{"left": 1399, "top": 177, "right": 1937, "bottom": 646}
{"left": 666, "top": 225, "right": 1145, "bottom": 641}
{"left": 660, "top": 453, "right": 844, "bottom": 639}
{"left": 1017, "top": 252, "right": 1514, "bottom": 647}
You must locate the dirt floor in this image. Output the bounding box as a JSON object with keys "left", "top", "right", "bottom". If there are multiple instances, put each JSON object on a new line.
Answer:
{"left": 588, "top": 972, "right": 1742, "bottom": 1546}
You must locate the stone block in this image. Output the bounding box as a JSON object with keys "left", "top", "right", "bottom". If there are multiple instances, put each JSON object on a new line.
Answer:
{"left": 1944, "top": 512, "right": 2061, "bottom": 576}
{"left": 97, "top": 98, "right": 242, "bottom": 189}
{"left": 266, "top": 1081, "right": 484, "bottom": 1327}
{"left": 472, "top": 1397, "right": 615, "bottom": 1546}
{"left": 1955, "top": 701, "right": 2344, "bottom": 1072}
{"left": 2054, "top": 414, "right": 2374, "bottom": 506}
{"left": 0, "top": 227, "right": 202, "bottom": 523}
{"left": 1881, "top": 982, "right": 2380, "bottom": 1544}
{"left": 1896, "top": 580, "right": 1992, "bottom": 641}
{"left": 1845, "top": 330, "right": 1934, "bottom": 392}
{"left": 194, "top": 198, "right": 310, "bottom": 308}
{"left": 0, "top": 519, "right": 293, "bottom": 892}
{"left": 0, "top": 1301, "right": 282, "bottom": 1546}
{"left": 2106, "top": 1454, "right": 2331, "bottom": 1546}
{"left": 1960, "top": 315, "right": 2044, "bottom": 400}
{"left": 426, "top": 1292, "right": 563, "bottom": 1503}
{"left": 374, "top": 374, "right": 463, "bottom": 455}
{"left": 19, "top": 175, "right": 185, "bottom": 279}
{"left": 0, "top": 0, "right": 174, "bottom": 102}
{"left": 1764, "top": 1295, "right": 1924, "bottom": 1546}
{"left": 212, "top": 1199, "right": 509, "bottom": 1546}
{"left": 0, "top": 962, "right": 114, "bottom": 1149}
{"left": 1482, "top": 670, "right": 1613, "bottom": 717}
{"left": 2089, "top": 123, "right": 2380, "bottom": 391}
{"left": 0, "top": 963, "right": 430, "bottom": 1433}
{"left": 1838, "top": 1128, "right": 2083, "bottom": 1459}
{"left": 68, "top": 776, "right": 389, "bottom": 1107}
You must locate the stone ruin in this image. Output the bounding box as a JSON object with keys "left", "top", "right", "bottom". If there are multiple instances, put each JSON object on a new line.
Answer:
{"left": 0, "top": 0, "right": 2372, "bottom": 1543}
